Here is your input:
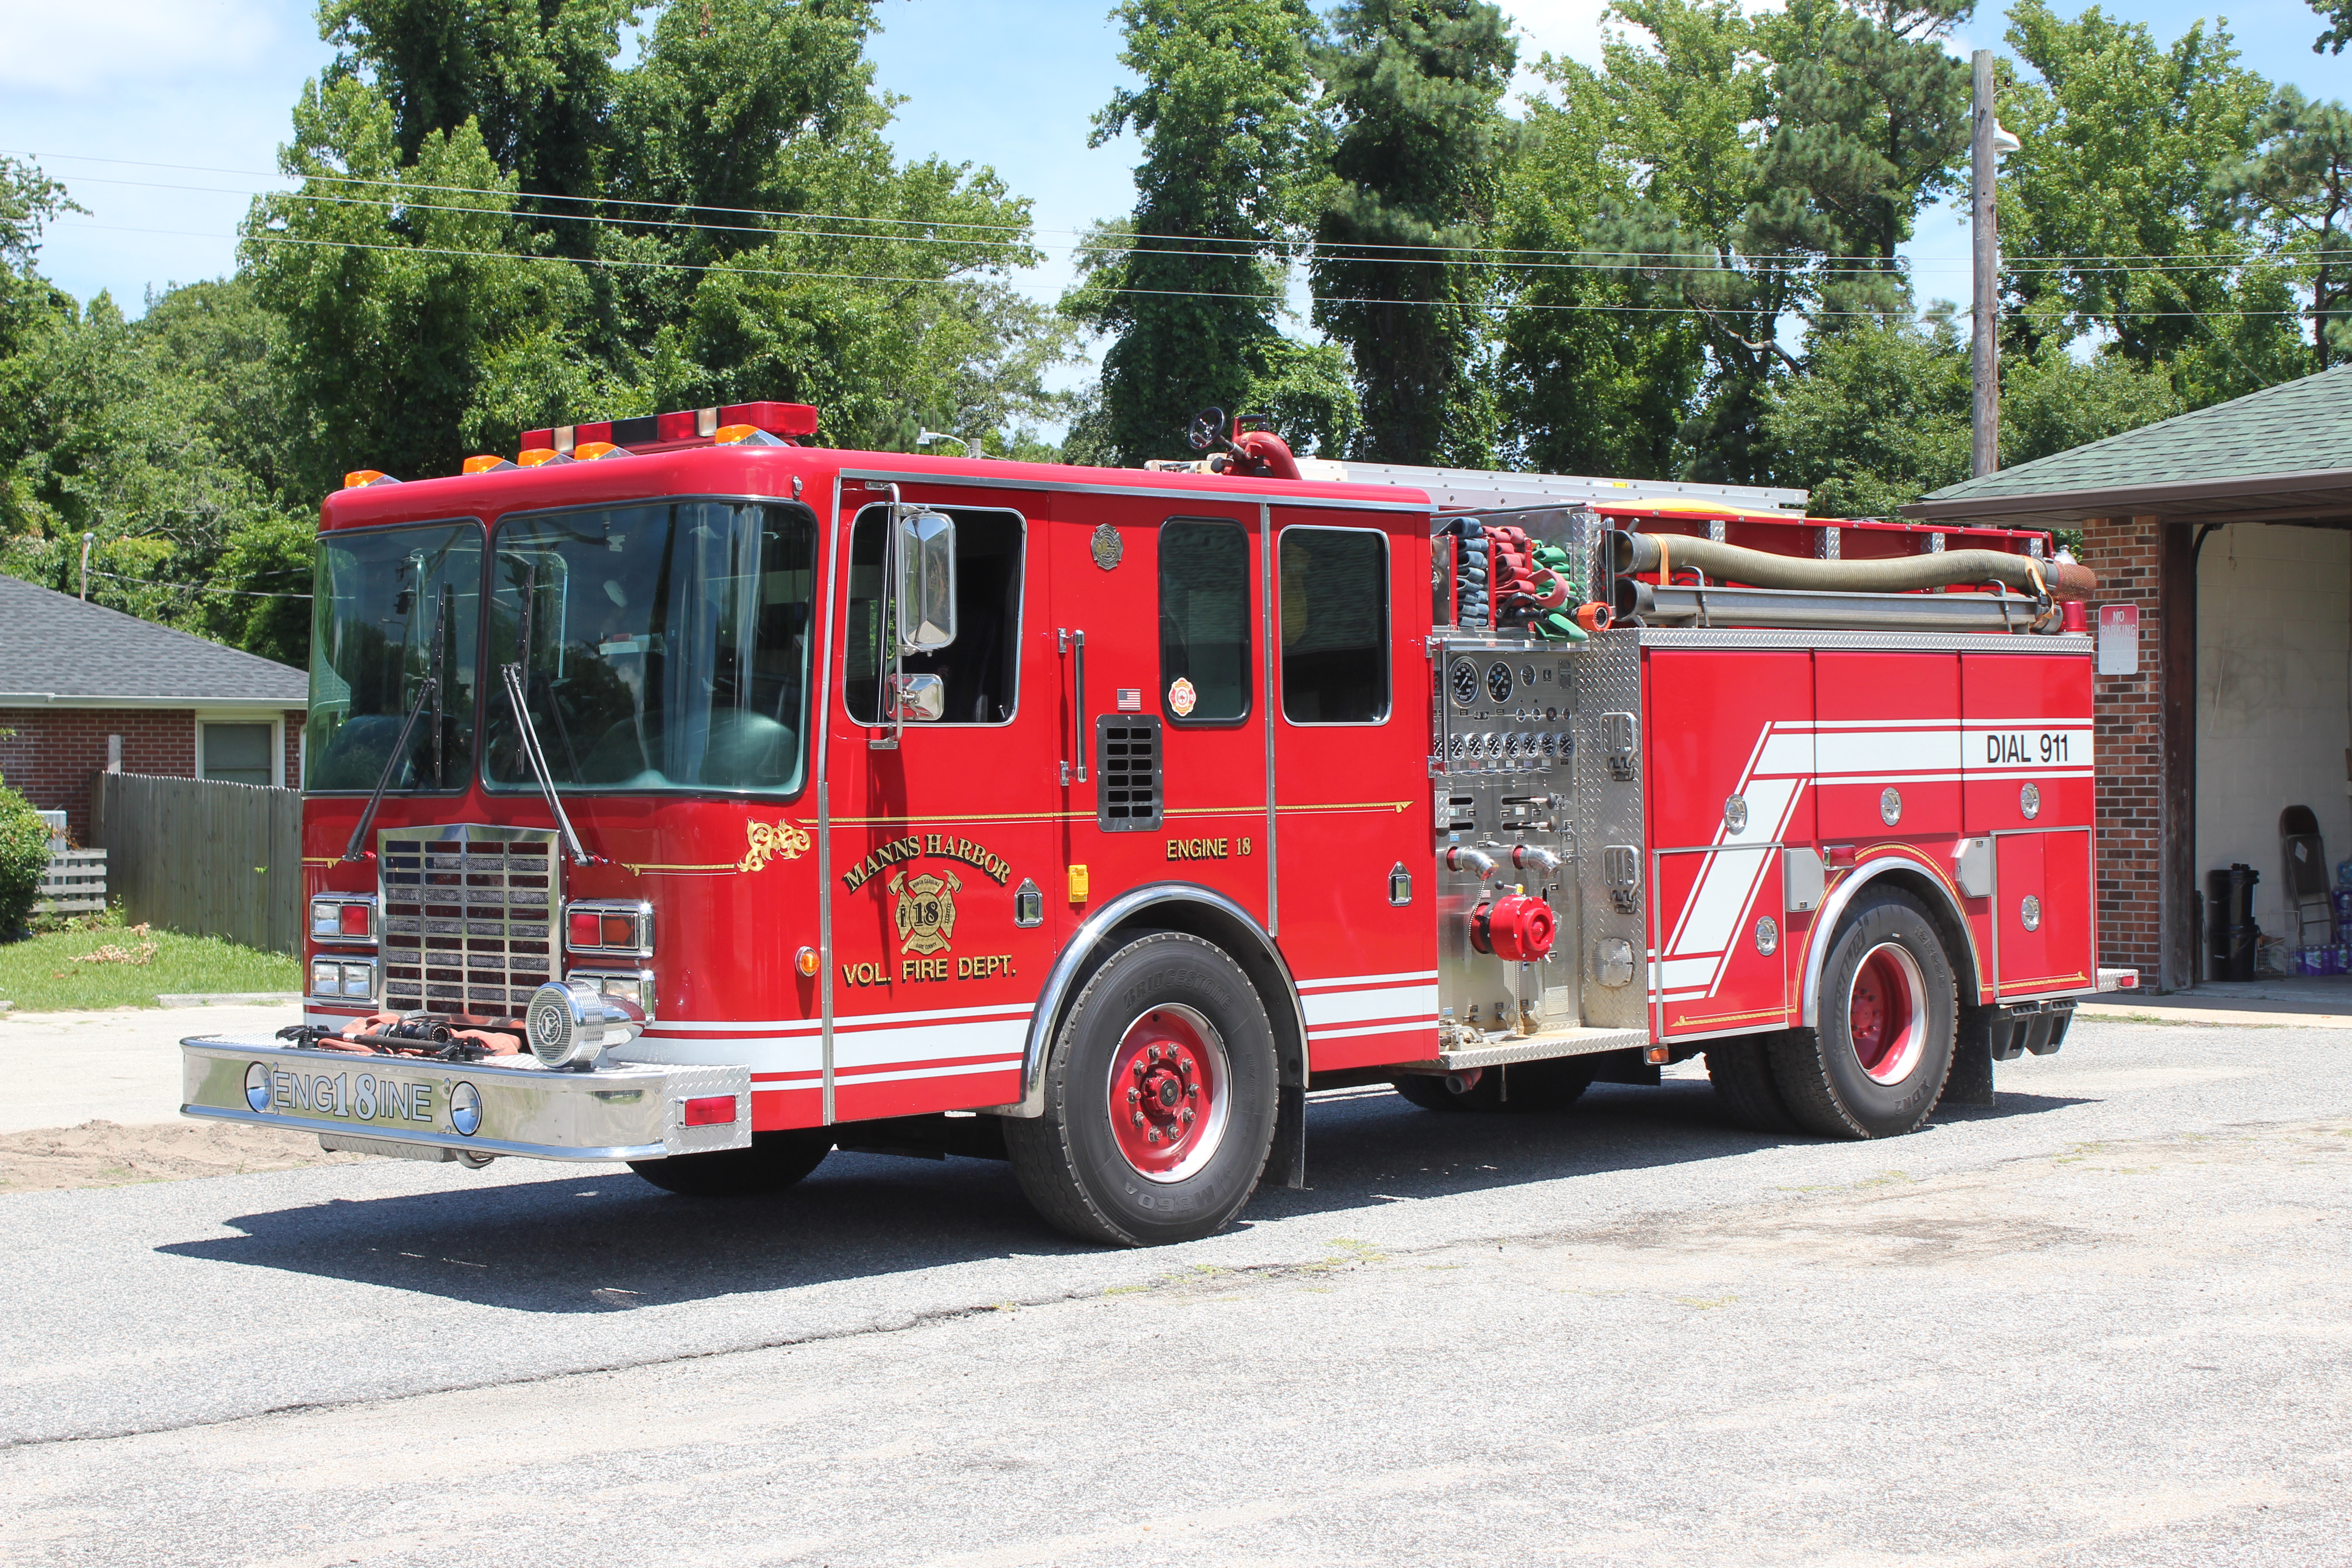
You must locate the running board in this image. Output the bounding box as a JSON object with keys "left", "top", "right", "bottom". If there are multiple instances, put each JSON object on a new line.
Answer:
{"left": 1405, "top": 1027, "right": 1650, "bottom": 1072}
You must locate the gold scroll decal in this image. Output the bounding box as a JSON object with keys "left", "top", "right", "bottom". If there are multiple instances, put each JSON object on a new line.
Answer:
{"left": 739, "top": 818, "right": 813, "bottom": 872}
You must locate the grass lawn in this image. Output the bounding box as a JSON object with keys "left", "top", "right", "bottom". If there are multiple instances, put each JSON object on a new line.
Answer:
{"left": 0, "top": 926, "right": 299, "bottom": 1011}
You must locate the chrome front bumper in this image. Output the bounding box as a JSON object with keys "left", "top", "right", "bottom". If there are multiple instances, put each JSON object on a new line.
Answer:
{"left": 180, "top": 1037, "right": 752, "bottom": 1163}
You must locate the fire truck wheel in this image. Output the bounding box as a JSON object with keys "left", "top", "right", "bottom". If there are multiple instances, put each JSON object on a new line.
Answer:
{"left": 1003, "top": 931, "right": 1279, "bottom": 1247}
{"left": 1390, "top": 1057, "right": 1597, "bottom": 1113}
{"left": 1705, "top": 1034, "right": 1802, "bottom": 1134}
{"left": 1770, "top": 891, "right": 1957, "bottom": 1139}
{"left": 627, "top": 1129, "right": 834, "bottom": 1197}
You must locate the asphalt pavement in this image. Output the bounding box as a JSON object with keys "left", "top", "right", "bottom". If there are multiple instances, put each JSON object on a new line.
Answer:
{"left": 0, "top": 1018, "right": 2346, "bottom": 1565}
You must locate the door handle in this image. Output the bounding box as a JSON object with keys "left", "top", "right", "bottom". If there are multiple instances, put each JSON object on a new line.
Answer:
{"left": 1059, "top": 628, "right": 1088, "bottom": 785}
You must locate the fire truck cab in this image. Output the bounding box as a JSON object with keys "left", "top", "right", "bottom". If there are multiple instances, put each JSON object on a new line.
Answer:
{"left": 181, "top": 402, "right": 2133, "bottom": 1245}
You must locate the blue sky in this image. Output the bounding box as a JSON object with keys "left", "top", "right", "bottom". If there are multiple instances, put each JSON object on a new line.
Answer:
{"left": 2, "top": 0, "right": 2345, "bottom": 385}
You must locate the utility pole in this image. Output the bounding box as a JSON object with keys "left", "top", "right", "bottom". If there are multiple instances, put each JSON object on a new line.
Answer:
{"left": 1970, "top": 49, "right": 1999, "bottom": 479}
{"left": 79, "top": 532, "right": 94, "bottom": 601}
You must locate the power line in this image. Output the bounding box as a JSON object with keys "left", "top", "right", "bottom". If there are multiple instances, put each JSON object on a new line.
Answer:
{"left": 31, "top": 146, "right": 2329, "bottom": 273}
{"left": 84, "top": 568, "right": 311, "bottom": 599}
{"left": 53, "top": 221, "right": 2318, "bottom": 321}
{"left": 41, "top": 165, "right": 2347, "bottom": 288}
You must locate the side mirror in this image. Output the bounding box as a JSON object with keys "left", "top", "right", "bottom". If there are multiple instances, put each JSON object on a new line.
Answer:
{"left": 894, "top": 509, "right": 957, "bottom": 652}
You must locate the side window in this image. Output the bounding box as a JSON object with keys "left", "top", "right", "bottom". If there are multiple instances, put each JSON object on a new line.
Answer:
{"left": 845, "top": 507, "right": 1024, "bottom": 724}
{"left": 1158, "top": 519, "right": 1251, "bottom": 724}
{"left": 1280, "top": 527, "right": 1389, "bottom": 724}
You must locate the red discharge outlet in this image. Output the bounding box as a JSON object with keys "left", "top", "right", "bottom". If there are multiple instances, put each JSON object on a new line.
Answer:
{"left": 1470, "top": 894, "right": 1557, "bottom": 961}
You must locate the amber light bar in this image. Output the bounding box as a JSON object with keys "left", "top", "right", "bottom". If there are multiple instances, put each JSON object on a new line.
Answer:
{"left": 521, "top": 402, "right": 818, "bottom": 457}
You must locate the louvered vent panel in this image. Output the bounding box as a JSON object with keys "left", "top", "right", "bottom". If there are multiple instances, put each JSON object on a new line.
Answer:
{"left": 1095, "top": 716, "right": 1163, "bottom": 833}
{"left": 378, "top": 827, "right": 561, "bottom": 1018}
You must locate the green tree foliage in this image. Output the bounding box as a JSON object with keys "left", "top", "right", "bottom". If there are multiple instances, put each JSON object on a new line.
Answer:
{"left": 253, "top": 0, "right": 1064, "bottom": 490}
{"left": 0, "top": 155, "right": 311, "bottom": 668}
{"left": 319, "top": 0, "right": 634, "bottom": 206}
{"left": 2314, "top": 0, "right": 2352, "bottom": 56}
{"left": 1999, "top": 4, "right": 2302, "bottom": 402}
{"left": 2222, "top": 87, "right": 2352, "bottom": 368}
{"left": 1569, "top": 0, "right": 1975, "bottom": 483}
{"left": 1761, "top": 311, "right": 2181, "bottom": 515}
{"left": 1062, "top": 0, "right": 1322, "bottom": 466}
{"left": 1309, "top": 0, "right": 1519, "bottom": 465}
{"left": 1491, "top": 56, "right": 1703, "bottom": 479}
{"left": 0, "top": 775, "right": 49, "bottom": 938}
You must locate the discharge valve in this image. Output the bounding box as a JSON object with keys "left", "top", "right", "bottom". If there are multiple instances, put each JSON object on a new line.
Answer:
{"left": 1470, "top": 894, "right": 1558, "bottom": 962}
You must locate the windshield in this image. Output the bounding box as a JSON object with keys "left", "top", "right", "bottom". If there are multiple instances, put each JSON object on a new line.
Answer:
{"left": 307, "top": 522, "right": 483, "bottom": 792}
{"left": 484, "top": 500, "right": 818, "bottom": 796}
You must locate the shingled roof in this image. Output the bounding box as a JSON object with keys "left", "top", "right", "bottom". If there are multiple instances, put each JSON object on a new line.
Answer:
{"left": 0, "top": 575, "right": 305, "bottom": 706}
{"left": 1903, "top": 362, "right": 2352, "bottom": 528}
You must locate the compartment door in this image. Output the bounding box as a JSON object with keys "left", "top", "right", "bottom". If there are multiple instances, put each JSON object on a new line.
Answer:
{"left": 1814, "top": 652, "right": 1960, "bottom": 842}
{"left": 1269, "top": 507, "right": 1436, "bottom": 1071}
{"left": 1961, "top": 653, "right": 2095, "bottom": 833}
{"left": 1994, "top": 828, "right": 2095, "bottom": 997}
{"left": 1653, "top": 846, "right": 1790, "bottom": 1039}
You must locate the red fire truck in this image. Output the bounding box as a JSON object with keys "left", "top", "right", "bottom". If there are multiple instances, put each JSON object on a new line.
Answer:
{"left": 181, "top": 401, "right": 2135, "bottom": 1245}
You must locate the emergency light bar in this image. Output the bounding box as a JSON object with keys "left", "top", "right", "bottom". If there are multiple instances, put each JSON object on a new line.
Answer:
{"left": 520, "top": 402, "right": 817, "bottom": 457}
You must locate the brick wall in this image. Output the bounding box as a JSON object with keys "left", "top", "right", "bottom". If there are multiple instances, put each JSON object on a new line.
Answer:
{"left": 0, "top": 708, "right": 304, "bottom": 842}
{"left": 2082, "top": 516, "right": 2161, "bottom": 978}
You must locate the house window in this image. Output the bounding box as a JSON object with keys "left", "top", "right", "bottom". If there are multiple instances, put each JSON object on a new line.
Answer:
{"left": 200, "top": 721, "right": 276, "bottom": 786}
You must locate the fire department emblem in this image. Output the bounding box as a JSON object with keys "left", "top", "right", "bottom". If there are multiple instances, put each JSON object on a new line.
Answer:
{"left": 889, "top": 867, "right": 961, "bottom": 955}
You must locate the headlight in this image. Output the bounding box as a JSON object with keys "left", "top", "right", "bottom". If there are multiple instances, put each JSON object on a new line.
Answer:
{"left": 309, "top": 957, "right": 376, "bottom": 1001}
{"left": 309, "top": 896, "right": 377, "bottom": 944}
{"left": 525, "top": 977, "right": 645, "bottom": 1069}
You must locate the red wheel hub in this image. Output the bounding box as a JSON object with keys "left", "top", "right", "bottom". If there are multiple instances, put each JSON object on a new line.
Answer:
{"left": 1107, "top": 1006, "right": 1227, "bottom": 1182}
{"left": 1848, "top": 941, "right": 1927, "bottom": 1085}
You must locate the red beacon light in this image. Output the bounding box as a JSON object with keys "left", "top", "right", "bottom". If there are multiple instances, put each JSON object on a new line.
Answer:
{"left": 519, "top": 401, "right": 817, "bottom": 460}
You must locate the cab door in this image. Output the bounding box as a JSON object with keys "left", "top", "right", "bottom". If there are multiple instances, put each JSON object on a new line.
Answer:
{"left": 1267, "top": 505, "right": 1435, "bottom": 1070}
{"left": 823, "top": 482, "right": 1059, "bottom": 1122}
{"left": 1046, "top": 491, "right": 1269, "bottom": 941}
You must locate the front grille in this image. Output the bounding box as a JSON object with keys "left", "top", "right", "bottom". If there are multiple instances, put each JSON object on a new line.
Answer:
{"left": 378, "top": 826, "right": 561, "bottom": 1018}
{"left": 1096, "top": 716, "right": 1162, "bottom": 832}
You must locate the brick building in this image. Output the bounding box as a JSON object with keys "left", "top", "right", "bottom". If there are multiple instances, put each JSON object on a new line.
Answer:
{"left": 1909, "top": 363, "right": 2352, "bottom": 991}
{"left": 0, "top": 576, "right": 306, "bottom": 841}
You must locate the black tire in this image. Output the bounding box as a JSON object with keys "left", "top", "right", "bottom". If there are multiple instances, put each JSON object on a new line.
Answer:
{"left": 1769, "top": 890, "right": 1957, "bottom": 1138}
{"left": 1391, "top": 1056, "right": 1597, "bottom": 1113}
{"left": 1706, "top": 1033, "right": 1803, "bottom": 1134}
{"left": 1003, "top": 931, "right": 1278, "bottom": 1246}
{"left": 628, "top": 1128, "right": 833, "bottom": 1196}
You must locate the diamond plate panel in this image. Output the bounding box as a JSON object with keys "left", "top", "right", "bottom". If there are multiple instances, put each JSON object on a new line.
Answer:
{"left": 1574, "top": 629, "right": 1648, "bottom": 1030}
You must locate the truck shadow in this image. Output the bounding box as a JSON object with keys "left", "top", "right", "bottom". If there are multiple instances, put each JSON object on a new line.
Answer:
{"left": 156, "top": 1080, "right": 2087, "bottom": 1313}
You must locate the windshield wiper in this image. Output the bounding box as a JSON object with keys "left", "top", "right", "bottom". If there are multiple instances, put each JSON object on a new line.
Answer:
{"left": 340, "top": 675, "right": 437, "bottom": 862}
{"left": 502, "top": 661, "right": 598, "bottom": 867}
{"left": 341, "top": 583, "right": 449, "bottom": 863}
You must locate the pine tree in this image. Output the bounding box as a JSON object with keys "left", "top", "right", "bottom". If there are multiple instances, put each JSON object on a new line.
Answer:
{"left": 1064, "top": 0, "right": 1320, "bottom": 467}
{"left": 1308, "top": 0, "right": 1517, "bottom": 466}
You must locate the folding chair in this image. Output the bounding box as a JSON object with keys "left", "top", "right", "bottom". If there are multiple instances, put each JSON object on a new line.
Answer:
{"left": 2281, "top": 805, "right": 2335, "bottom": 950}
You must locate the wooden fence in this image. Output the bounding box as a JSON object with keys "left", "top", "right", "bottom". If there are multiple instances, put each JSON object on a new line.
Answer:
{"left": 90, "top": 773, "right": 303, "bottom": 954}
{"left": 34, "top": 848, "right": 108, "bottom": 914}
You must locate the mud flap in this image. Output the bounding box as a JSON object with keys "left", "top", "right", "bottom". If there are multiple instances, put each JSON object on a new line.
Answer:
{"left": 1946, "top": 1006, "right": 1997, "bottom": 1108}
{"left": 1265, "top": 1083, "right": 1307, "bottom": 1190}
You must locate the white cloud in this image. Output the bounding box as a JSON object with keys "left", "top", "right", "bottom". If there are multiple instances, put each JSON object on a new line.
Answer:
{"left": 0, "top": 0, "right": 279, "bottom": 92}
